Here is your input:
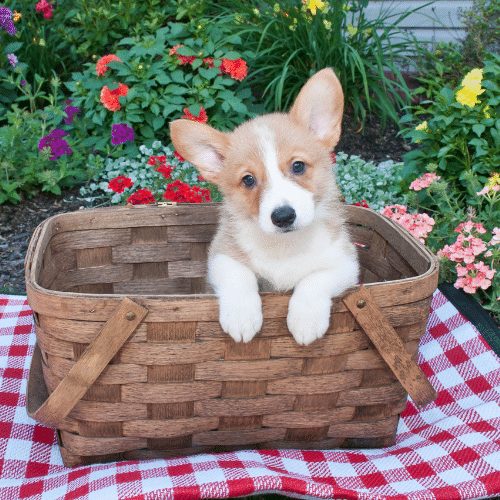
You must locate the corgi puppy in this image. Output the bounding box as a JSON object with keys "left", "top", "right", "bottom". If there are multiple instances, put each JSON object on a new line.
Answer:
{"left": 170, "top": 68, "right": 359, "bottom": 345}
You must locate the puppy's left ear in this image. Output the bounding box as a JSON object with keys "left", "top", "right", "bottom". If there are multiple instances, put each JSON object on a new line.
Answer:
{"left": 289, "top": 68, "right": 344, "bottom": 149}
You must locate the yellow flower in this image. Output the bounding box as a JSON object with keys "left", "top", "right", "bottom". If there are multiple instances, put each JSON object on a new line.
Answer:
{"left": 462, "top": 68, "right": 483, "bottom": 89}
{"left": 304, "top": 0, "right": 326, "bottom": 15}
{"left": 483, "top": 105, "right": 491, "bottom": 119}
{"left": 455, "top": 67, "right": 485, "bottom": 108}
{"left": 415, "top": 121, "right": 429, "bottom": 132}
{"left": 456, "top": 86, "right": 484, "bottom": 108}
{"left": 13, "top": 11, "right": 21, "bottom": 22}
{"left": 346, "top": 24, "right": 358, "bottom": 37}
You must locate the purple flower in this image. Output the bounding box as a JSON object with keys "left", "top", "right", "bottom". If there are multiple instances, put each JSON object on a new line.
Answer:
{"left": 0, "top": 7, "right": 16, "bottom": 36}
{"left": 20, "top": 79, "right": 26, "bottom": 87}
{"left": 64, "top": 105, "right": 80, "bottom": 125}
{"left": 7, "top": 53, "right": 18, "bottom": 68}
{"left": 111, "top": 123, "right": 134, "bottom": 145}
{"left": 38, "top": 129, "right": 72, "bottom": 160}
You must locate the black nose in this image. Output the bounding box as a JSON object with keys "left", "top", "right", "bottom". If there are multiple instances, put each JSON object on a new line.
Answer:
{"left": 271, "top": 205, "right": 296, "bottom": 228}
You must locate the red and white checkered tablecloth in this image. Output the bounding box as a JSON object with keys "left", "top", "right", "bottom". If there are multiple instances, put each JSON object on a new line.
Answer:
{"left": 0, "top": 291, "right": 499, "bottom": 500}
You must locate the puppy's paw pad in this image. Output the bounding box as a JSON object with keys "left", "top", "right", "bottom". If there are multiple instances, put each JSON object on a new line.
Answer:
{"left": 287, "top": 299, "right": 330, "bottom": 345}
{"left": 219, "top": 295, "right": 263, "bottom": 343}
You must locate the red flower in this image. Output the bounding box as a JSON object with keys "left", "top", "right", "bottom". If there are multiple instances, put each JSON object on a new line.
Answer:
{"left": 157, "top": 165, "right": 173, "bottom": 179}
{"left": 169, "top": 44, "right": 196, "bottom": 65}
{"left": 181, "top": 106, "right": 208, "bottom": 123}
{"left": 100, "top": 83, "right": 129, "bottom": 112}
{"left": 127, "top": 188, "right": 156, "bottom": 205}
{"left": 163, "top": 180, "right": 211, "bottom": 203}
{"left": 108, "top": 175, "right": 133, "bottom": 193}
{"left": 353, "top": 200, "right": 369, "bottom": 208}
{"left": 35, "top": 0, "right": 53, "bottom": 19}
{"left": 96, "top": 54, "right": 122, "bottom": 77}
{"left": 220, "top": 58, "right": 248, "bottom": 81}
{"left": 147, "top": 155, "right": 167, "bottom": 167}
{"left": 203, "top": 57, "right": 214, "bottom": 68}
{"left": 174, "top": 151, "right": 185, "bottom": 163}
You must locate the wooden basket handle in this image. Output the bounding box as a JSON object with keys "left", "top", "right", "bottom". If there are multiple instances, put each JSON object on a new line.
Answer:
{"left": 343, "top": 286, "right": 436, "bottom": 408}
{"left": 27, "top": 298, "right": 148, "bottom": 427}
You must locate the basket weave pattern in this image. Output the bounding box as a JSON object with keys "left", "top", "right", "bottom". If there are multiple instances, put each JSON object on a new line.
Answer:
{"left": 25, "top": 205, "right": 438, "bottom": 467}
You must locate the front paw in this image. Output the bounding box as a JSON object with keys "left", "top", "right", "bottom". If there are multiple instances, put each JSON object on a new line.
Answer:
{"left": 219, "top": 293, "right": 263, "bottom": 343}
{"left": 287, "top": 295, "right": 331, "bottom": 345}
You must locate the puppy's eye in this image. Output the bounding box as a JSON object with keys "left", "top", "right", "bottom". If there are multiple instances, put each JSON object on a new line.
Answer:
{"left": 291, "top": 160, "right": 306, "bottom": 175}
{"left": 242, "top": 174, "right": 256, "bottom": 188}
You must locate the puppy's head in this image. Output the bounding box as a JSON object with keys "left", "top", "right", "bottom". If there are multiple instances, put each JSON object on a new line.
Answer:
{"left": 170, "top": 68, "right": 343, "bottom": 234}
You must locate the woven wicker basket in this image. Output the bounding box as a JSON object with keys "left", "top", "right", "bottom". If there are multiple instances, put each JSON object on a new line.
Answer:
{"left": 25, "top": 203, "right": 438, "bottom": 467}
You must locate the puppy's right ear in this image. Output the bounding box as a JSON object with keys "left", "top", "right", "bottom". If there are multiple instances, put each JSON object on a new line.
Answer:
{"left": 169, "top": 120, "right": 229, "bottom": 184}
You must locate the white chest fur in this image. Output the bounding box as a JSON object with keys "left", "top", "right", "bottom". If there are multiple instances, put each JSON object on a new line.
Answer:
{"left": 234, "top": 221, "right": 350, "bottom": 291}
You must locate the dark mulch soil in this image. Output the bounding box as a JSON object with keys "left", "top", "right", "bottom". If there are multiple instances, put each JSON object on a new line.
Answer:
{"left": 0, "top": 117, "right": 411, "bottom": 295}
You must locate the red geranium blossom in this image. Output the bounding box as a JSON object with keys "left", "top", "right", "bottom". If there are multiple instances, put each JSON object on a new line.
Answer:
{"left": 127, "top": 188, "right": 156, "bottom": 205}
{"left": 157, "top": 165, "right": 173, "bottom": 179}
{"left": 100, "top": 83, "right": 129, "bottom": 112}
{"left": 108, "top": 175, "right": 133, "bottom": 193}
{"left": 164, "top": 180, "right": 211, "bottom": 203}
{"left": 147, "top": 155, "right": 167, "bottom": 167}
{"left": 169, "top": 44, "right": 196, "bottom": 65}
{"left": 181, "top": 106, "right": 208, "bottom": 123}
{"left": 220, "top": 58, "right": 248, "bottom": 81}
{"left": 96, "top": 54, "right": 122, "bottom": 77}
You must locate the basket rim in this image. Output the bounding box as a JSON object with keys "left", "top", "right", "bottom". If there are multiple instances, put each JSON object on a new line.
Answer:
{"left": 25, "top": 203, "right": 439, "bottom": 304}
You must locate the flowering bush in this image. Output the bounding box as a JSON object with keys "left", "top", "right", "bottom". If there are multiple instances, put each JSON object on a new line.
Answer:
{"left": 400, "top": 170, "right": 499, "bottom": 318}
{"left": 335, "top": 152, "right": 407, "bottom": 210}
{"left": 0, "top": 105, "right": 87, "bottom": 203}
{"left": 81, "top": 141, "right": 219, "bottom": 205}
{"left": 214, "top": 0, "right": 420, "bottom": 125}
{"left": 401, "top": 54, "right": 499, "bottom": 201}
{"left": 65, "top": 22, "right": 256, "bottom": 153}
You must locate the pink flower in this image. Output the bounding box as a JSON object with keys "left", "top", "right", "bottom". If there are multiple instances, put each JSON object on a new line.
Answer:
{"left": 380, "top": 205, "right": 435, "bottom": 244}
{"left": 455, "top": 221, "right": 487, "bottom": 235}
{"left": 409, "top": 172, "right": 441, "bottom": 191}
{"left": 454, "top": 261, "right": 495, "bottom": 294}
{"left": 439, "top": 235, "right": 487, "bottom": 263}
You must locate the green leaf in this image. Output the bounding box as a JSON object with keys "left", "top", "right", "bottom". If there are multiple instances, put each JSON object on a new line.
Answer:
{"left": 171, "top": 70, "right": 185, "bottom": 84}
{"left": 152, "top": 116, "right": 165, "bottom": 130}
{"left": 472, "top": 124, "right": 485, "bottom": 137}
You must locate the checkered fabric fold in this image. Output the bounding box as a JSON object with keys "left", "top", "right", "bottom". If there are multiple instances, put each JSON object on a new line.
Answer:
{"left": 0, "top": 291, "right": 499, "bottom": 499}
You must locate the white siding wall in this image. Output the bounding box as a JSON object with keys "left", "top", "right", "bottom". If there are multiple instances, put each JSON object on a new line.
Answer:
{"left": 365, "top": 0, "right": 473, "bottom": 44}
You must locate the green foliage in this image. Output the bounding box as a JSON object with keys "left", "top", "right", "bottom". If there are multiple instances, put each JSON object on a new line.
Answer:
{"left": 65, "top": 22, "right": 257, "bottom": 153}
{"left": 413, "top": 43, "right": 467, "bottom": 101}
{"left": 0, "top": 105, "right": 87, "bottom": 204}
{"left": 401, "top": 54, "right": 499, "bottom": 206}
{"left": 209, "top": 0, "right": 420, "bottom": 126}
{"left": 8, "top": 0, "right": 176, "bottom": 82}
{"left": 335, "top": 153, "right": 407, "bottom": 210}
{"left": 460, "top": 0, "right": 499, "bottom": 67}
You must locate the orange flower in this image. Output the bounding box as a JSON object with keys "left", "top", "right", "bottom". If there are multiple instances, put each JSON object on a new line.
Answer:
{"left": 181, "top": 106, "right": 208, "bottom": 123}
{"left": 100, "top": 83, "right": 129, "bottom": 112}
{"left": 220, "top": 58, "right": 248, "bottom": 81}
{"left": 96, "top": 54, "right": 122, "bottom": 77}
